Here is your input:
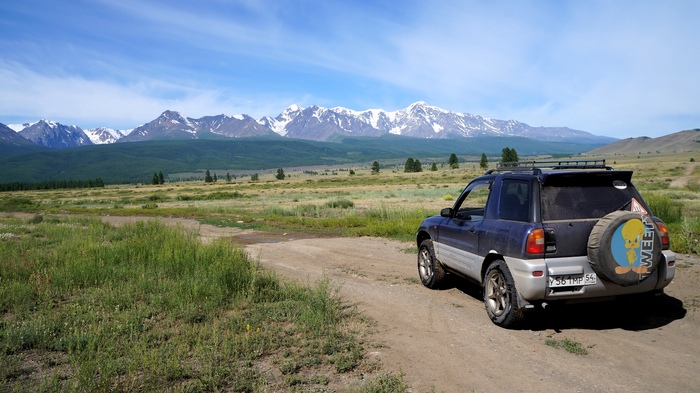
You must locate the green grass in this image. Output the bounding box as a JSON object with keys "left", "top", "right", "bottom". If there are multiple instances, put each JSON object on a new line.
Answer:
{"left": 260, "top": 204, "right": 426, "bottom": 241}
{"left": 0, "top": 215, "right": 406, "bottom": 392}
{"left": 1, "top": 152, "right": 699, "bottom": 252}
{"left": 646, "top": 194, "right": 683, "bottom": 223}
{"left": 668, "top": 217, "right": 700, "bottom": 254}
{"left": 544, "top": 338, "right": 589, "bottom": 355}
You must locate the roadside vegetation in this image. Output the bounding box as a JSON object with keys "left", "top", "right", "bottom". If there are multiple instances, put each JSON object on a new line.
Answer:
{"left": 0, "top": 216, "right": 406, "bottom": 391}
{"left": 1, "top": 152, "right": 698, "bottom": 390}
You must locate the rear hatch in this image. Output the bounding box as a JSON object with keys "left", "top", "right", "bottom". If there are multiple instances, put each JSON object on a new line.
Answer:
{"left": 539, "top": 171, "right": 646, "bottom": 258}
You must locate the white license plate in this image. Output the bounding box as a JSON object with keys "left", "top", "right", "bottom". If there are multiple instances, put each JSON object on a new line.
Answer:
{"left": 548, "top": 273, "right": 597, "bottom": 288}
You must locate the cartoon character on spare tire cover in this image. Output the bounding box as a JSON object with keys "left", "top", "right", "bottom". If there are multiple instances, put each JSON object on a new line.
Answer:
{"left": 588, "top": 204, "right": 661, "bottom": 286}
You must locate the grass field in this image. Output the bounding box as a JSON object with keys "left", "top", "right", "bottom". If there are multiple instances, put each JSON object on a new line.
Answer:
{"left": 1, "top": 153, "right": 699, "bottom": 391}
{"left": 2, "top": 153, "right": 698, "bottom": 248}
{"left": 0, "top": 216, "right": 408, "bottom": 392}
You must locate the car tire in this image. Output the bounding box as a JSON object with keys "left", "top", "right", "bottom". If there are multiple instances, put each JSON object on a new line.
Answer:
{"left": 588, "top": 210, "right": 661, "bottom": 286}
{"left": 483, "top": 260, "right": 524, "bottom": 328}
{"left": 418, "top": 239, "right": 445, "bottom": 289}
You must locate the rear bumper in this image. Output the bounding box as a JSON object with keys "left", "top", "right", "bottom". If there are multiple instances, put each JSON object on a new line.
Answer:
{"left": 504, "top": 250, "right": 676, "bottom": 303}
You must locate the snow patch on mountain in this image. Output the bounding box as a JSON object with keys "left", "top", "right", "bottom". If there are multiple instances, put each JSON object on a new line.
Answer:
{"left": 84, "top": 127, "right": 127, "bottom": 144}
{"left": 8, "top": 122, "right": 38, "bottom": 132}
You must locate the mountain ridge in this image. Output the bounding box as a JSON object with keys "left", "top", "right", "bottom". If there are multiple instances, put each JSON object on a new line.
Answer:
{"left": 3, "top": 101, "right": 616, "bottom": 148}
{"left": 586, "top": 129, "right": 700, "bottom": 155}
{"left": 17, "top": 120, "right": 92, "bottom": 149}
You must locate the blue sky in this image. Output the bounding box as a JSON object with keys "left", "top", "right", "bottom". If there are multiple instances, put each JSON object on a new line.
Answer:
{"left": 1, "top": 0, "right": 698, "bottom": 138}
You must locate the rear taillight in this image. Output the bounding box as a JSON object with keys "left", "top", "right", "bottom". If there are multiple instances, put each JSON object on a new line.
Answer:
{"left": 526, "top": 228, "right": 545, "bottom": 255}
{"left": 656, "top": 221, "right": 670, "bottom": 248}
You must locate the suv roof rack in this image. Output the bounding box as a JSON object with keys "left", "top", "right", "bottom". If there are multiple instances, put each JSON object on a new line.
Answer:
{"left": 485, "top": 159, "right": 612, "bottom": 174}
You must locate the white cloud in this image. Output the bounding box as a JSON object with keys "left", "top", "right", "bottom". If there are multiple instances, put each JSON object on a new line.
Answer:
{"left": 352, "top": 1, "right": 700, "bottom": 137}
{"left": 2, "top": 1, "right": 698, "bottom": 137}
{"left": 0, "top": 61, "right": 294, "bottom": 129}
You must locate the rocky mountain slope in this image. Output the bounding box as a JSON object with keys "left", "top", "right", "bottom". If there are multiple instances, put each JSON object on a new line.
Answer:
{"left": 15, "top": 120, "right": 91, "bottom": 149}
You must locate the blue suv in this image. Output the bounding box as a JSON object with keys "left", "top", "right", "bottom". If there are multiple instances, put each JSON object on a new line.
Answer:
{"left": 416, "top": 160, "right": 676, "bottom": 328}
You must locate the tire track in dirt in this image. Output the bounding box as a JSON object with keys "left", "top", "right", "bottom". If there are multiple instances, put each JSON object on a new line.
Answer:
{"left": 670, "top": 162, "right": 697, "bottom": 188}
{"left": 246, "top": 236, "right": 700, "bottom": 393}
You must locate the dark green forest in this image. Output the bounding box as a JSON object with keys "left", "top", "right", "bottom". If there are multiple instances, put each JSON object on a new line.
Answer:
{"left": 0, "top": 135, "right": 600, "bottom": 184}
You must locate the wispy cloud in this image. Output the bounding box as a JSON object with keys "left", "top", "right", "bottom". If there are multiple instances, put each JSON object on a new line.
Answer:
{"left": 0, "top": 61, "right": 293, "bottom": 128}
{"left": 0, "top": 0, "right": 698, "bottom": 136}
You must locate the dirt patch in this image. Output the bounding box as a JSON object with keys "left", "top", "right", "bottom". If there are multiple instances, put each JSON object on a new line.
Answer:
{"left": 246, "top": 236, "right": 700, "bottom": 393}
{"left": 8, "top": 213, "right": 700, "bottom": 392}
{"left": 670, "top": 162, "right": 697, "bottom": 188}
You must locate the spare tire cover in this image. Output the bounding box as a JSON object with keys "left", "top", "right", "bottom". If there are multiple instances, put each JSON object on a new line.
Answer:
{"left": 588, "top": 210, "right": 661, "bottom": 286}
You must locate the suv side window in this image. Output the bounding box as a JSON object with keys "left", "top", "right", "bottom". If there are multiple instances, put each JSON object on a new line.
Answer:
{"left": 453, "top": 181, "right": 492, "bottom": 221}
{"left": 499, "top": 180, "right": 530, "bottom": 222}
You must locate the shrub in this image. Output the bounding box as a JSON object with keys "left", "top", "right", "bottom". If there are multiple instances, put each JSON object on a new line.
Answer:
{"left": 203, "top": 191, "right": 246, "bottom": 200}
{"left": 545, "top": 338, "right": 588, "bottom": 355}
{"left": 646, "top": 194, "right": 683, "bottom": 223}
{"left": 324, "top": 199, "right": 355, "bottom": 209}
{"left": 0, "top": 197, "right": 38, "bottom": 211}
{"left": 668, "top": 217, "right": 700, "bottom": 254}
{"left": 145, "top": 193, "right": 168, "bottom": 202}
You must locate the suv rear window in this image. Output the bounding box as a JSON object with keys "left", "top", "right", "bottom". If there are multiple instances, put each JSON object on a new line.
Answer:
{"left": 540, "top": 171, "right": 643, "bottom": 220}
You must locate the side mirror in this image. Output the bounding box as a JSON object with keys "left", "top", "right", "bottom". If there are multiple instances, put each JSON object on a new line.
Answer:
{"left": 440, "top": 207, "right": 453, "bottom": 217}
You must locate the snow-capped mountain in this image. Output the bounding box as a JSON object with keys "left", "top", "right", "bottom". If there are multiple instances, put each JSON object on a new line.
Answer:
{"left": 2, "top": 102, "right": 617, "bottom": 147}
{"left": 260, "top": 105, "right": 385, "bottom": 141}
{"left": 119, "top": 110, "right": 274, "bottom": 142}
{"left": 261, "top": 101, "right": 613, "bottom": 143}
{"left": 0, "top": 123, "right": 34, "bottom": 146}
{"left": 17, "top": 120, "right": 92, "bottom": 148}
{"left": 119, "top": 110, "right": 197, "bottom": 142}
{"left": 190, "top": 113, "right": 273, "bottom": 138}
{"left": 7, "top": 122, "right": 35, "bottom": 132}
{"left": 84, "top": 127, "right": 129, "bottom": 144}
{"left": 258, "top": 104, "right": 304, "bottom": 137}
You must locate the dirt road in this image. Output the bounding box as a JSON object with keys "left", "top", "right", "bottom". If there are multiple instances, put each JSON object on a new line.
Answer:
{"left": 77, "top": 215, "right": 700, "bottom": 391}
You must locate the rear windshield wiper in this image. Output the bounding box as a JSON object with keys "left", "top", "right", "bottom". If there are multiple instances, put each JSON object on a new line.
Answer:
{"left": 616, "top": 199, "right": 632, "bottom": 211}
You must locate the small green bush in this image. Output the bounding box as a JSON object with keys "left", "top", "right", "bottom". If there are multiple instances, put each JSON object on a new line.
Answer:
{"left": 324, "top": 199, "right": 355, "bottom": 209}
{"left": 145, "top": 193, "right": 168, "bottom": 202}
{"left": 668, "top": 217, "right": 700, "bottom": 254}
{"left": 545, "top": 338, "right": 588, "bottom": 355}
{"left": 28, "top": 214, "right": 43, "bottom": 224}
{"left": 646, "top": 194, "right": 683, "bottom": 223}
{"left": 0, "top": 197, "right": 38, "bottom": 211}
{"left": 203, "top": 191, "right": 246, "bottom": 200}
{"left": 353, "top": 372, "right": 409, "bottom": 393}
